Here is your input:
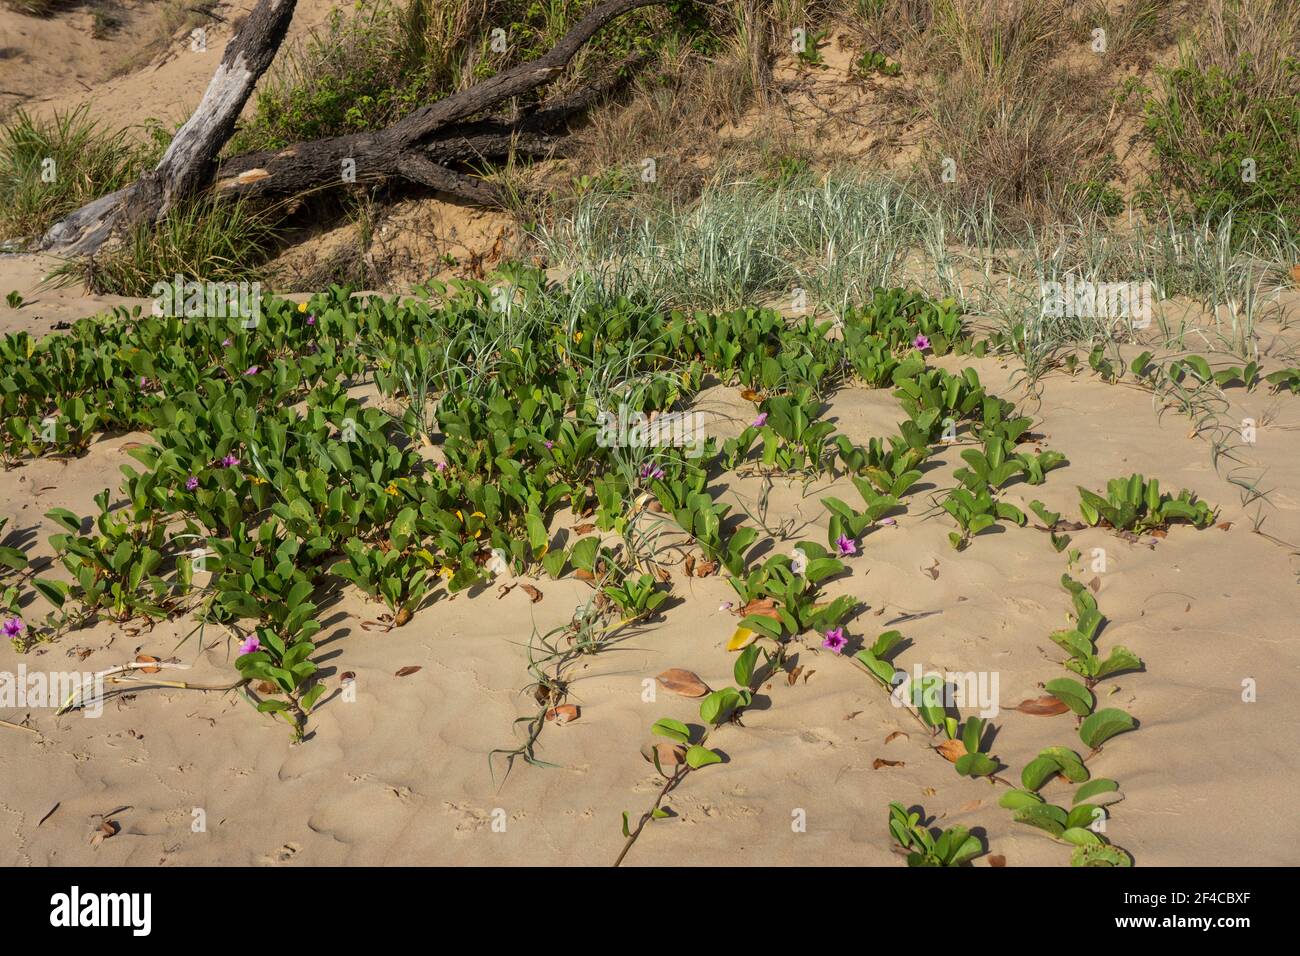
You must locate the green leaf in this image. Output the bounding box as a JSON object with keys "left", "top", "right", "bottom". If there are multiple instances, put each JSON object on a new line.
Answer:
{"left": 998, "top": 789, "right": 1045, "bottom": 811}
{"left": 955, "top": 753, "right": 997, "bottom": 777}
{"left": 685, "top": 745, "right": 722, "bottom": 769}
{"left": 651, "top": 718, "right": 690, "bottom": 744}
{"left": 1079, "top": 707, "right": 1136, "bottom": 749}
{"left": 1044, "top": 677, "right": 1093, "bottom": 716}
{"left": 1021, "top": 756, "right": 1061, "bottom": 791}
{"left": 1073, "top": 778, "right": 1120, "bottom": 804}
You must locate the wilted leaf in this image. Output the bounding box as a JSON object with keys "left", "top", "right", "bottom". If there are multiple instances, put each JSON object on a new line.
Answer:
{"left": 695, "top": 560, "right": 717, "bottom": 577}
{"left": 884, "top": 731, "right": 908, "bottom": 744}
{"left": 395, "top": 666, "right": 422, "bottom": 677}
{"left": 684, "top": 554, "right": 695, "bottom": 577}
{"left": 741, "top": 597, "right": 781, "bottom": 621}
{"left": 1217, "top": 521, "right": 1232, "bottom": 531}
{"left": 739, "top": 388, "right": 762, "bottom": 402}
{"left": 727, "top": 626, "right": 758, "bottom": 651}
{"left": 786, "top": 664, "right": 803, "bottom": 686}
{"left": 134, "top": 654, "right": 161, "bottom": 674}
{"left": 936, "top": 738, "right": 967, "bottom": 762}
{"left": 520, "top": 584, "right": 543, "bottom": 603}
{"left": 988, "top": 854, "right": 1006, "bottom": 867}
{"left": 1015, "top": 695, "right": 1070, "bottom": 716}
{"left": 655, "top": 668, "right": 711, "bottom": 698}
{"left": 572, "top": 523, "right": 597, "bottom": 535}
{"left": 545, "top": 704, "right": 579, "bottom": 724}
{"left": 873, "top": 758, "right": 904, "bottom": 769}
{"left": 641, "top": 742, "right": 686, "bottom": 766}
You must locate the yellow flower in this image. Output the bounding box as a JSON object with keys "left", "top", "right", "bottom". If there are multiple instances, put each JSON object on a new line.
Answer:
{"left": 385, "top": 483, "right": 399, "bottom": 496}
{"left": 248, "top": 474, "right": 268, "bottom": 486}
{"left": 297, "top": 301, "right": 308, "bottom": 313}
{"left": 439, "top": 566, "right": 454, "bottom": 579}
{"left": 455, "top": 509, "right": 464, "bottom": 522}
{"left": 574, "top": 331, "right": 584, "bottom": 343}
{"left": 471, "top": 511, "right": 485, "bottom": 518}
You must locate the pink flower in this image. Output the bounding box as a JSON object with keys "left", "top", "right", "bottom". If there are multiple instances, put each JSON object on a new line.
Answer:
{"left": 719, "top": 601, "right": 734, "bottom": 612}
{"left": 221, "top": 454, "right": 240, "bottom": 468}
{"left": 835, "top": 534, "right": 857, "bottom": 556}
{"left": 2, "top": 617, "right": 24, "bottom": 638}
{"left": 243, "top": 366, "right": 260, "bottom": 376}
{"left": 306, "top": 315, "right": 317, "bottom": 326}
{"left": 752, "top": 412, "right": 768, "bottom": 427}
{"left": 221, "top": 338, "right": 232, "bottom": 347}
{"left": 238, "top": 635, "right": 260, "bottom": 655}
{"left": 544, "top": 440, "right": 554, "bottom": 449}
{"left": 436, "top": 461, "right": 448, "bottom": 473}
{"left": 913, "top": 334, "right": 930, "bottom": 351}
{"left": 185, "top": 475, "right": 199, "bottom": 491}
{"left": 822, "top": 628, "right": 847, "bottom": 654}
{"left": 878, "top": 517, "right": 896, "bottom": 526}
{"left": 639, "top": 462, "right": 664, "bottom": 480}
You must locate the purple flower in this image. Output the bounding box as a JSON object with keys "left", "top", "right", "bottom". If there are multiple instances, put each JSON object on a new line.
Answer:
{"left": 835, "top": 534, "right": 857, "bottom": 556}
{"left": 243, "top": 366, "right": 260, "bottom": 376}
{"left": 2, "top": 617, "right": 24, "bottom": 638}
{"left": 913, "top": 334, "right": 930, "bottom": 351}
{"left": 306, "top": 315, "right": 317, "bottom": 326}
{"left": 544, "top": 440, "right": 554, "bottom": 449}
{"left": 752, "top": 412, "right": 768, "bottom": 427}
{"left": 436, "top": 461, "right": 448, "bottom": 473}
{"left": 138, "top": 376, "right": 148, "bottom": 388}
{"left": 639, "top": 462, "right": 664, "bottom": 480}
{"left": 221, "top": 454, "right": 240, "bottom": 468}
{"left": 185, "top": 475, "right": 199, "bottom": 491}
{"left": 221, "top": 338, "right": 232, "bottom": 347}
{"left": 822, "top": 627, "right": 847, "bottom": 654}
{"left": 878, "top": 517, "right": 896, "bottom": 526}
{"left": 238, "top": 635, "right": 260, "bottom": 655}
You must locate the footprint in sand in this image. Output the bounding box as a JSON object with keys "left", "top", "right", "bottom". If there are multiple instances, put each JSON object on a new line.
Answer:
{"left": 257, "top": 842, "right": 302, "bottom": 866}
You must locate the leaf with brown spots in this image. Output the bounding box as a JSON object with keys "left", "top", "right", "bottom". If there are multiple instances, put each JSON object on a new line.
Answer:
{"left": 520, "top": 584, "right": 543, "bottom": 603}
{"left": 873, "top": 758, "right": 905, "bottom": 769}
{"left": 395, "top": 666, "right": 422, "bottom": 677}
{"left": 1016, "top": 696, "right": 1070, "bottom": 716}
{"left": 573, "top": 523, "right": 597, "bottom": 535}
{"left": 936, "top": 738, "right": 968, "bottom": 762}
{"left": 655, "top": 668, "right": 711, "bottom": 698}
{"left": 255, "top": 680, "right": 278, "bottom": 695}
{"left": 695, "top": 559, "right": 717, "bottom": 577}
{"left": 545, "top": 704, "right": 579, "bottom": 724}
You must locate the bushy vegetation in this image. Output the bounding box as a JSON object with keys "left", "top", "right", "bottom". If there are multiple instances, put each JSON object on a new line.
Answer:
{"left": 0, "top": 106, "right": 160, "bottom": 245}
{"left": 230, "top": 0, "right": 724, "bottom": 154}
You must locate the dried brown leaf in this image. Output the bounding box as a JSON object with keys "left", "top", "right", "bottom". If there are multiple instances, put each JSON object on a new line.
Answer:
{"left": 655, "top": 668, "right": 711, "bottom": 698}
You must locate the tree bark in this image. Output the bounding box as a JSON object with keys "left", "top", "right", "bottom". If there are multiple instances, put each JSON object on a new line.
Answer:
{"left": 37, "top": 0, "right": 299, "bottom": 253}
{"left": 36, "top": 0, "right": 669, "bottom": 254}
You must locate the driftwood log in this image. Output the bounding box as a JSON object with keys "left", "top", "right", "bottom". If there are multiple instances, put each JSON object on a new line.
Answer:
{"left": 36, "top": 0, "right": 671, "bottom": 255}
